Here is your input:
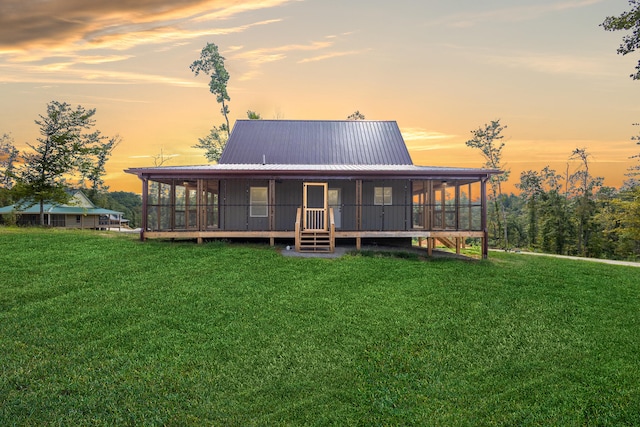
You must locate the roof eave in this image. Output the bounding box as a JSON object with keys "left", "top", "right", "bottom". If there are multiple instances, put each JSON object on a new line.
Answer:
{"left": 125, "top": 167, "right": 501, "bottom": 181}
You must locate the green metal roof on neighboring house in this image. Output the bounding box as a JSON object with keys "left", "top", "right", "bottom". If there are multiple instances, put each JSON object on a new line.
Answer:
{"left": 0, "top": 203, "right": 123, "bottom": 216}
{"left": 0, "top": 189, "right": 124, "bottom": 217}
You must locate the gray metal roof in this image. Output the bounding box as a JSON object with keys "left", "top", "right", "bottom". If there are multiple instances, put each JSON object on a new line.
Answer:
{"left": 125, "top": 163, "right": 501, "bottom": 181}
{"left": 219, "top": 120, "right": 413, "bottom": 165}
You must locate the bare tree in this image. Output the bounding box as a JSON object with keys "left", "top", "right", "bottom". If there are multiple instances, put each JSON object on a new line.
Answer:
{"left": 465, "top": 119, "right": 510, "bottom": 248}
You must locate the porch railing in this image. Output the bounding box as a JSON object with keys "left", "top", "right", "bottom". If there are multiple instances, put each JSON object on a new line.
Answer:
{"left": 304, "top": 207, "right": 326, "bottom": 231}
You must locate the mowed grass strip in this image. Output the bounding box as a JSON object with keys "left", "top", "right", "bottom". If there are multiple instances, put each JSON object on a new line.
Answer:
{"left": 0, "top": 228, "right": 639, "bottom": 426}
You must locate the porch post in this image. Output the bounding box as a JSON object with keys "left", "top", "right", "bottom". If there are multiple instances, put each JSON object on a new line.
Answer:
{"left": 196, "top": 179, "right": 203, "bottom": 244}
{"left": 481, "top": 177, "right": 488, "bottom": 259}
{"left": 356, "top": 179, "right": 362, "bottom": 250}
{"left": 269, "top": 179, "right": 276, "bottom": 246}
{"left": 170, "top": 180, "right": 176, "bottom": 231}
{"left": 455, "top": 182, "right": 460, "bottom": 230}
{"left": 197, "top": 179, "right": 204, "bottom": 232}
{"left": 141, "top": 177, "right": 148, "bottom": 241}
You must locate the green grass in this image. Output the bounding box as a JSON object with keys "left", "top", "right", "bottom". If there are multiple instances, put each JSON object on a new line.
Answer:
{"left": 1, "top": 228, "right": 639, "bottom": 426}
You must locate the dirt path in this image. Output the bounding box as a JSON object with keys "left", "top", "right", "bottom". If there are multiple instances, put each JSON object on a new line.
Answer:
{"left": 494, "top": 250, "right": 640, "bottom": 268}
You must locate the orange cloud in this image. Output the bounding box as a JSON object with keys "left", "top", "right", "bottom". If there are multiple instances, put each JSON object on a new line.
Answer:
{"left": 297, "top": 49, "right": 370, "bottom": 64}
{"left": 0, "top": 0, "right": 293, "bottom": 51}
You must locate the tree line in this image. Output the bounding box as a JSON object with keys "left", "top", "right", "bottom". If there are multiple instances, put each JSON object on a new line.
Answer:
{"left": 468, "top": 120, "right": 640, "bottom": 260}
{"left": 473, "top": 1, "right": 640, "bottom": 260}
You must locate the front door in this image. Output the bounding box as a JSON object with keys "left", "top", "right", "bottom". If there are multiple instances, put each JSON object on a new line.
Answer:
{"left": 303, "top": 182, "right": 327, "bottom": 230}
{"left": 328, "top": 188, "right": 341, "bottom": 229}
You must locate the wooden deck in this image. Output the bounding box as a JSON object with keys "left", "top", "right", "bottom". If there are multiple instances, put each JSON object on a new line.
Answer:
{"left": 140, "top": 229, "right": 485, "bottom": 256}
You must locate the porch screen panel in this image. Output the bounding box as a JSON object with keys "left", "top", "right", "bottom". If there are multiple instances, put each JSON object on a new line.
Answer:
{"left": 204, "top": 180, "right": 219, "bottom": 230}
{"left": 175, "top": 184, "right": 186, "bottom": 229}
{"left": 51, "top": 215, "right": 65, "bottom": 227}
{"left": 412, "top": 180, "right": 427, "bottom": 229}
{"left": 187, "top": 186, "right": 198, "bottom": 229}
{"left": 223, "top": 179, "right": 269, "bottom": 231}
{"left": 459, "top": 183, "right": 471, "bottom": 230}
{"left": 275, "top": 180, "right": 300, "bottom": 231}
{"left": 159, "top": 182, "right": 172, "bottom": 230}
{"left": 327, "top": 180, "right": 357, "bottom": 231}
{"left": 146, "top": 180, "right": 172, "bottom": 231}
{"left": 433, "top": 184, "right": 444, "bottom": 230}
{"left": 444, "top": 185, "right": 457, "bottom": 229}
{"left": 470, "top": 181, "right": 482, "bottom": 231}
{"left": 146, "top": 180, "right": 158, "bottom": 231}
{"left": 362, "top": 181, "right": 407, "bottom": 231}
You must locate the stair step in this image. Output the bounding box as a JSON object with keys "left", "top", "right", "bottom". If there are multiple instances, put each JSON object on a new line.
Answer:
{"left": 297, "top": 229, "right": 334, "bottom": 253}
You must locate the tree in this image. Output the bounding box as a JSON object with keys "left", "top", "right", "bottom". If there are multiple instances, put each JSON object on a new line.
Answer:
{"left": 613, "top": 186, "right": 640, "bottom": 257}
{"left": 465, "top": 119, "right": 510, "bottom": 248}
{"left": 192, "top": 126, "right": 227, "bottom": 163}
{"left": 0, "top": 133, "right": 19, "bottom": 190}
{"left": 347, "top": 110, "right": 365, "bottom": 120}
{"left": 601, "top": 0, "right": 640, "bottom": 80}
{"left": 0, "top": 133, "right": 19, "bottom": 207}
{"left": 12, "top": 101, "right": 117, "bottom": 226}
{"left": 190, "top": 42, "right": 231, "bottom": 133}
{"left": 190, "top": 42, "right": 233, "bottom": 162}
{"left": 568, "top": 148, "right": 604, "bottom": 256}
{"left": 247, "top": 110, "right": 261, "bottom": 120}
{"left": 151, "top": 147, "right": 176, "bottom": 167}
{"left": 193, "top": 110, "right": 262, "bottom": 163}
{"left": 516, "top": 170, "right": 544, "bottom": 247}
{"left": 77, "top": 134, "right": 120, "bottom": 198}
{"left": 626, "top": 123, "right": 640, "bottom": 179}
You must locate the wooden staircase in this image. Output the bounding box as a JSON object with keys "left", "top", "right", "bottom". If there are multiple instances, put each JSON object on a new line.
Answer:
{"left": 299, "top": 230, "right": 333, "bottom": 252}
{"left": 436, "top": 237, "right": 456, "bottom": 249}
{"left": 295, "top": 207, "right": 335, "bottom": 253}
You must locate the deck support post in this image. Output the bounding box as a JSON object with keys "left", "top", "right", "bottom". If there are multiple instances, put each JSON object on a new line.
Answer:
{"left": 481, "top": 177, "right": 489, "bottom": 259}
{"left": 141, "top": 177, "right": 148, "bottom": 242}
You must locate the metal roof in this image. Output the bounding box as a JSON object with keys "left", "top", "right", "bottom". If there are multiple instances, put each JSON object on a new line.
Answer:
{"left": 125, "top": 163, "right": 501, "bottom": 181}
{"left": 0, "top": 204, "right": 123, "bottom": 215}
{"left": 219, "top": 120, "right": 413, "bottom": 165}
{"left": 0, "top": 189, "right": 124, "bottom": 215}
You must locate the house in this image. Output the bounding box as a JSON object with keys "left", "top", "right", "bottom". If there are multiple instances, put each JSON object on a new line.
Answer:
{"left": 0, "top": 189, "right": 125, "bottom": 230}
{"left": 125, "top": 120, "right": 500, "bottom": 258}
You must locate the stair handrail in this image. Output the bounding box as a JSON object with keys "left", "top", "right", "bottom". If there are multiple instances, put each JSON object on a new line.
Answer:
{"left": 329, "top": 207, "right": 335, "bottom": 252}
{"left": 295, "top": 207, "right": 301, "bottom": 251}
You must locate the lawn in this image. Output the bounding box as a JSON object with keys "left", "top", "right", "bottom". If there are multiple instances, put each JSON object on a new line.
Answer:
{"left": 1, "top": 228, "right": 639, "bottom": 426}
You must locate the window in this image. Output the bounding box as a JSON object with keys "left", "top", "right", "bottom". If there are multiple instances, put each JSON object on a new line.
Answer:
{"left": 374, "top": 186, "right": 392, "bottom": 205}
{"left": 250, "top": 187, "right": 268, "bottom": 217}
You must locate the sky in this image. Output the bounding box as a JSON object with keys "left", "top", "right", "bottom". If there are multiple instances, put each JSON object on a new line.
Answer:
{"left": 1, "top": 0, "right": 639, "bottom": 194}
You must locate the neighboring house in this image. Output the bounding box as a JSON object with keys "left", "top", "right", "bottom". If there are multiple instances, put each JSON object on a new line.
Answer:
{"left": 0, "top": 189, "right": 125, "bottom": 230}
{"left": 125, "top": 120, "right": 500, "bottom": 257}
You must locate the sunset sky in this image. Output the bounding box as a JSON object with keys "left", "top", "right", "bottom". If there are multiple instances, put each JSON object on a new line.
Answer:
{"left": 1, "top": 0, "right": 639, "bottom": 193}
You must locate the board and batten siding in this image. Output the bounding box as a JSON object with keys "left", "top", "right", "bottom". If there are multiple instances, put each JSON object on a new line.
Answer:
{"left": 361, "top": 180, "right": 410, "bottom": 231}
{"left": 274, "top": 180, "right": 301, "bottom": 231}
{"left": 221, "top": 179, "right": 270, "bottom": 231}
{"left": 219, "top": 178, "right": 412, "bottom": 232}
